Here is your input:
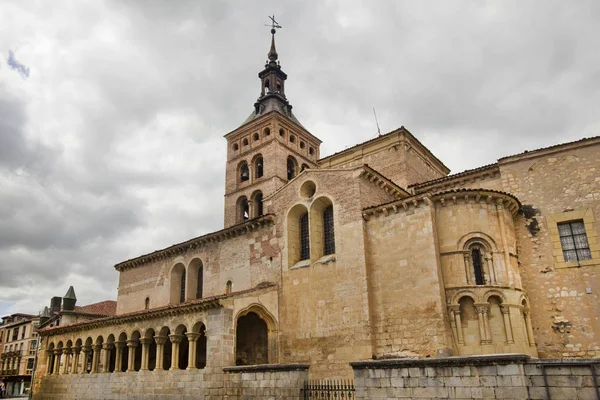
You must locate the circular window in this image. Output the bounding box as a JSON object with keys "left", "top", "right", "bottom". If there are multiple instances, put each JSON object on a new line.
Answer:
{"left": 300, "top": 180, "right": 317, "bottom": 199}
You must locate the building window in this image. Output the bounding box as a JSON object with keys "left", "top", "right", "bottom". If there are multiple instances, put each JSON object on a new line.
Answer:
{"left": 232, "top": 143, "right": 239, "bottom": 151}
{"left": 300, "top": 212, "right": 310, "bottom": 261}
{"left": 323, "top": 206, "right": 335, "bottom": 255}
{"left": 471, "top": 247, "right": 485, "bottom": 285}
{"left": 27, "top": 358, "right": 34, "bottom": 370}
{"left": 558, "top": 220, "right": 592, "bottom": 262}
{"left": 180, "top": 270, "right": 186, "bottom": 303}
{"left": 290, "top": 135, "right": 296, "bottom": 143}
{"left": 264, "top": 128, "right": 270, "bottom": 136}
{"left": 12, "top": 329, "right": 18, "bottom": 341}
{"left": 252, "top": 191, "right": 263, "bottom": 218}
{"left": 238, "top": 196, "right": 249, "bottom": 222}
{"left": 253, "top": 132, "right": 259, "bottom": 141}
{"left": 144, "top": 297, "right": 150, "bottom": 310}
{"left": 255, "top": 156, "right": 264, "bottom": 178}
{"left": 226, "top": 280, "right": 232, "bottom": 294}
{"left": 242, "top": 138, "right": 249, "bottom": 146}
{"left": 287, "top": 157, "right": 297, "bottom": 180}
{"left": 239, "top": 162, "right": 250, "bottom": 182}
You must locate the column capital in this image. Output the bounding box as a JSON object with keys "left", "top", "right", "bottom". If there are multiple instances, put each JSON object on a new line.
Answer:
{"left": 92, "top": 344, "right": 102, "bottom": 351}
{"left": 73, "top": 345, "right": 82, "bottom": 354}
{"left": 169, "top": 334, "right": 184, "bottom": 344}
{"left": 474, "top": 303, "right": 490, "bottom": 314}
{"left": 185, "top": 332, "right": 201, "bottom": 342}
{"left": 500, "top": 305, "right": 511, "bottom": 314}
{"left": 127, "top": 339, "right": 139, "bottom": 348}
{"left": 448, "top": 304, "right": 460, "bottom": 312}
{"left": 82, "top": 345, "right": 92, "bottom": 353}
{"left": 63, "top": 348, "right": 73, "bottom": 355}
{"left": 139, "top": 338, "right": 153, "bottom": 346}
{"left": 53, "top": 349, "right": 63, "bottom": 356}
{"left": 114, "top": 341, "right": 126, "bottom": 349}
{"left": 154, "top": 335, "right": 168, "bottom": 346}
{"left": 102, "top": 343, "right": 115, "bottom": 351}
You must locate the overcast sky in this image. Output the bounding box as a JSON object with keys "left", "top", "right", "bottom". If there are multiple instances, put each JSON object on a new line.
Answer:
{"left": 1, "top": 1, "right": 599, "bottom": 316}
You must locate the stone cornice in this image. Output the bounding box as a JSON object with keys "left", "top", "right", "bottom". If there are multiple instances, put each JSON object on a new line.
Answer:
{"left": 362, "top": 189, "right": 521, "bottom": 220}
{"left": 114, "top": 214, "right": 275, "bottom": 272}
{"left": 223, "top": 363, "right": 310, "bottom": 373}
{"left": 358, "top": 165, "right": 410, "bottom": 199}
{"left": 351, "top": 354, "right": 531, "bottom": 369}
{"left": 498, "top": 136, "right": 599, "bottom": 165}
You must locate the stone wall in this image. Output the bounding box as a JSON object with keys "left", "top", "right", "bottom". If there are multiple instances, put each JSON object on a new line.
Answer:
{"left": 351, "top": 354, "right": 600, "bottom": 400}
{"left": 223, "top": 363, "right": 309, "bottom": 399}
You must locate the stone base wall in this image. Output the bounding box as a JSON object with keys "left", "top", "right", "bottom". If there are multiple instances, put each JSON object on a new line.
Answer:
{"left": 33, "top": 364, "right": 309, "bottom": 400}
{"left": 351, "top": 355, "right": 600, "bottom": 400}
{"left": 223, "top": 364, "right": 309, "bottom": 400}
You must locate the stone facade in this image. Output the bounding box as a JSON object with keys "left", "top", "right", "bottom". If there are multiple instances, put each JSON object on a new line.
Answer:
{"left": 33, "top": 29, "right": 600, "bottom": 399}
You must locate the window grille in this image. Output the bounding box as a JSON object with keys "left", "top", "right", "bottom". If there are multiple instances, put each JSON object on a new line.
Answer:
{"left": 180, "top": 270, "right": 186, "bottom": 303}
{"left": 196, "top": 267, "right": 203, "bottom": 299}
{"left": 471, "top": 247, "right": 485, "bottom": 285}
{"left": 300, "top": 212, "right": 310, "bottom": 260}
{"left": 323, "top": 206, "right": 335, "bottom": 255}
{"left": 558, "top": 220, "right": 591, "bottom": 262}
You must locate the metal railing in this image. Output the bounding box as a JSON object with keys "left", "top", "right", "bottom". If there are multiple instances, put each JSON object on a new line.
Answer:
{"left": 302, "top": 379, "right": 355, "bottom": 399}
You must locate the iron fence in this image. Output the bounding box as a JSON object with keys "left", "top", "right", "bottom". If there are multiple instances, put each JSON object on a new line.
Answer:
{"left": 301, "top": 379, "right": 355, "bottom": 399}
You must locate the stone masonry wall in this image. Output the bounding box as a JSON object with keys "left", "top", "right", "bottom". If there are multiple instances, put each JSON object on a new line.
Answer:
{"left": 351, "top": 354, "right": 600, "bottom": 400}
{"left": 223, "top": 364, "right": 309, "bottom": 400}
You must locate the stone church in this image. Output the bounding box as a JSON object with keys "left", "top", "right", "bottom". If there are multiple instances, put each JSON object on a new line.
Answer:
{"left": 33, "top": 28, "right": 599, "bottom": 399}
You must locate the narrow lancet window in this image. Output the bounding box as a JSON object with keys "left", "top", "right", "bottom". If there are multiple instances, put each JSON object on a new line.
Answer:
{"left": 196, "top": 267, "right": 203, "bottom": 299}
{"left": 240, "top": 162, "right": 249, "bottom": 182}
{"left": 255, "top": 157, "right": 264, "bottom": 178}
{"left": 180, "top": 270, "right": 186, "bottom": 303}
{"left": 472, "top": 248, "right": 485, "bottom": 285}
{"left": 300, "top": 212, "right": 310, "bottom": 260}
{"left": 323, "top": 205, "right": 335, "bottom": 255}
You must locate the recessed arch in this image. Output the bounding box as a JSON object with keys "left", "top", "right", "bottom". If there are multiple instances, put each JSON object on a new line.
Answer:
{"left": 238, "top": 160, "right": 250, "bottom": 183}
{"left": 252, "top": 132, "right": 259, "bottom": 141}
{"left": 170, "top": 263, "right": 186, "bottom": 304}
{"left": 310, "top": 196, "right": 335, "bottom": 258}
{"left": 287, "top": 204, "right": 310, "bottom": 266}
{"left": 450, "top": 291, "right": 479, "bottom": 305}
{"left": 192, "top": 321, "right": 207, "bottom": 369}
{"left": 482, "top": 290, "right": 508, "bottom": 303}
{"left": 242, "top": 138, "right": 249, "bottom": 146}
{"left": 253, "top": 154, "right": 264, "bottom": 179}
{"left": 251, "top": 190, "right": 264, "bottom": 218}
{"left": 458, "top": 232, "right": 498, "bottom": 252}
{"left": 237, "top": 196, "right": 249, "bottom": 223}
{"left": 235, "top": 304, "right": 278, "bottom": 366}
{"left": 187, "top": 258, "right": 204, "bottom": 300}
{"left": 264, "top": 127, "right": 271, "bottom": 136}
{"left": 287, "top": 156, "right": 298, "bottom": 180}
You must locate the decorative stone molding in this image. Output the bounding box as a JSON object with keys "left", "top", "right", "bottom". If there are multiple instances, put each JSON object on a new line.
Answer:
{"left": 223, "top": 363, "right": 310, "bottom": 373}
{"left": 114, "top": 214, "right": 276, "bottom": 272}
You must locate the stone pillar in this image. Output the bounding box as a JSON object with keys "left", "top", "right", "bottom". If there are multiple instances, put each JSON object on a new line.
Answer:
{"left": 46, "top": 353, "right": 53, "bottom": 376}
{"left": 496, "top": 199, "right": 513, "bottom": 285}
{"left": 524, "top": 309, "right": 536, "bottom": 346}
{"left": 485, "top": 254, "right": 497, "bottom": 284}
{"left": 127, "top": 340, "right": 138, "bottom": 372}
{"left": 140, "top": 338, "right": 152, "bottom": 371}
{"left": 463, "top": 252, "right": 472, "bottom": 284}
{"left": 206, "top": 307, "right": 235, "bottom": 368}
{"left": 186, "top": 332, "right": 200, "bottom": 370}
{"left": 449, "top": 306, "right": 464, "bottom": 345}
{"left": 81, "top": 346, "right": 91, "bottom": 374}
{"left": 475, "top": 304, "right": 491, "bottom": 344}
{"left": 102, "top": 343, "right": 114, "bottom": 373}
{"left": 169, "top": 334, "right": 183, "bottom": 370}
{"left": 62, "top": 349, "right": 72, "bottom": 374}
{"left": 114, "top": 341, "right": 125, "bottom": 372}
{"left": 154, "top": 336, "right": 167, "bottom": 371}
{"left": 53, "top": 350, "right": 62, "bottom": 375}
{"left": 91, "top": 344, "right": 102, "bottom": 373}
{"left": 500, "top": 305, "right": 515, "bottom": 344}
{"left": 71, "top": 346, "right": 81, "bottom": 374}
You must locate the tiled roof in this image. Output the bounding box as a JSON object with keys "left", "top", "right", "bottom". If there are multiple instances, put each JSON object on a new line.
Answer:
{"left": 74, "top": 300, "right": 117, "bottom": 317}
{"left": 408, "top": 163, "right": 499, "bottom": 189}
{"left": 498, "top": 136, "right": 599, "bottom": 162}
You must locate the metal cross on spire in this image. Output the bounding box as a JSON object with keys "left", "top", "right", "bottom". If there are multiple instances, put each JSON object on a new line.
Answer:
{"left": 266, "top": 15, "right": 282, "bottom": 32}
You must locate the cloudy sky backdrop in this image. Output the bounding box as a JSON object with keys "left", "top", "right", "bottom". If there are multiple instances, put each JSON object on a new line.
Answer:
{"left": 1, "top": 1, "right": 599, "bottom": 315}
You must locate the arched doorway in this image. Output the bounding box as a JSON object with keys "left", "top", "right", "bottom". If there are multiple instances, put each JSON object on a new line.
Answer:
{"left": 235, "top": 312, "right": 269, "bottom": 366}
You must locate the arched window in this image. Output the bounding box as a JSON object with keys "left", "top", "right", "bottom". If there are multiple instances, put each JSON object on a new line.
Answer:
{"left": 180, "top": 270, "right": 186, "bottom": 303}
{"left": 287, "top": 157, "right": 297, "bottom": 180}
{"left": 276, "top": 81, "right": 282, "bottom": 92}
{"left": 237, "top": 196, "right": 249, "bottom": 223}
{"left": 242, "top": 138, "right": 249, "bottom": 146}
{"left": 300, "top": 212, "right": 310, "bottom": 261}
{"left": 253, "top": 132, "right": 259, "bottom": 141}
{"left": 226, "top": 280, "right": 232, "bottom": 294}
{"left": 264, "top": 79, "right": 270, "bottom": 93}
{"left": 289, "top": 135, "right": 296, "bottom": 143}
{"left": 323, "top": 205, "right": 335, "bottom": 255}
{"left": 236, "top": 312, "right": 268, "bottom": 365}
{"left": 255, "top": 156, "right": 263, "bottom": 178}
{"left": 144, "top": 297, "right": 150, "bottom": 310}
{"left": 471, "top": 247, "right": 485, "bottom": 285}
{"left": 264, "top": 128, "right": 271, "bottom": 136}
{"left": 196, "top": 266, "right": 203, "bottom": 299}
{"left": 252, "top": 191, "right": 263, "bottom": 218}
{"left": 239, "top": 162, "right": 249, "bottom": 182}
{"left": 232, "top": 143, "right": 239, "bottom": 151}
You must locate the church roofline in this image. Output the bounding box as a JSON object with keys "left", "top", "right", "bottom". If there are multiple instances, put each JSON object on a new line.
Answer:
{"left": 38, "top": 283, "right": 276, "bottom": 337}
{"left": 497, "top": 135, "right": 600, "bottom": 164}
{"left": 318, "top": 126, "right": 450, "bottom": 175}
{"left": 363, "top": 188, "right": 522, "bottom": 220}
{"left": 224, "top": 109, "right": 322, "bottom": 144}
{"left": 114, "top": 214, "right": 275, "bottom": 272}
{"left": 408, "top": 163, "right": 500, "bottom": 192}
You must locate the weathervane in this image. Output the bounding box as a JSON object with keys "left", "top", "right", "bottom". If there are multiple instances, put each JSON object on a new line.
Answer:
{"left": 266, "top": 15, "right": 282, "bottom": 33}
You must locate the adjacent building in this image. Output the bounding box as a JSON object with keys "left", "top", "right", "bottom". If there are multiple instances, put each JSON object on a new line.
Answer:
{"left": 0, "top": 313, "right": 39, "bottom": 397}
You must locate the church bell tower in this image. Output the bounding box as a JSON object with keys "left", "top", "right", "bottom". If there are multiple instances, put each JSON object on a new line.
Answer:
{"left": 223, "top": 22, "right": 322, "bottom": 228}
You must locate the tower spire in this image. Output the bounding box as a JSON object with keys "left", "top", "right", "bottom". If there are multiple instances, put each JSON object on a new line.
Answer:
{"left": 268, "top": 28, "right": 278, "bottom": 62}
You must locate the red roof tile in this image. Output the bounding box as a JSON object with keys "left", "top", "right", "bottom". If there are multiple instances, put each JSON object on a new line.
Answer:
{"left": 74, "top": 300, "right": 117, "bottom": 316}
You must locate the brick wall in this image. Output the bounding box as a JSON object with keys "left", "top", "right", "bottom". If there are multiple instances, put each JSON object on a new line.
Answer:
{"left": 351, "top": 354, "right": 600, "bottom": 400}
